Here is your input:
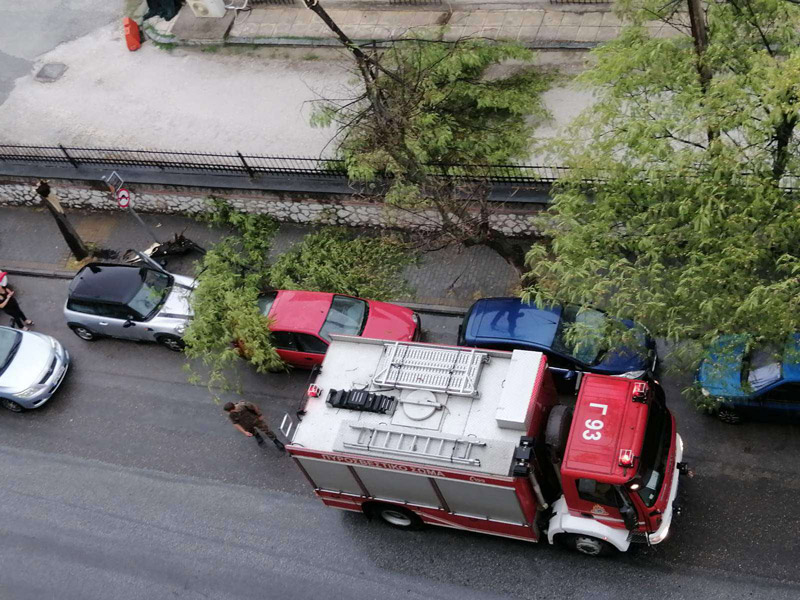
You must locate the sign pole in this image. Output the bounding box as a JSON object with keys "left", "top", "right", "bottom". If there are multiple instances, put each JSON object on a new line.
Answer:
{"left": 104, "top": 173, "right": 160, "bottom": 245}
{"left": 127, "top": 205, "right": 160, "bottom": 244}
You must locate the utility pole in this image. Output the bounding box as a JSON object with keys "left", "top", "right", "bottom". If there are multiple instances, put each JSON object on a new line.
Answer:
{"left": 35, "top": 180, "right": 89, "bottom": 260}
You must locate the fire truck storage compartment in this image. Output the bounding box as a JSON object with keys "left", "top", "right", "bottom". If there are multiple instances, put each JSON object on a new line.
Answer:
{"left": 295, "top": 456, "right": 529, "bottom": 524}
{"left": 296, "top": 458, "right": 363, "bottom": 496}
{"left": 350, "top": 467, "right": 441, "bottom": 508}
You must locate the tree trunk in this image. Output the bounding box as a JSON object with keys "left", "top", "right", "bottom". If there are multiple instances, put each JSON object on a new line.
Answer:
{"left": 772, "top": 109, "right": 798, "bottom": 182}
{"left": 687, "top": 0, "right": 710, "bottom": 91}
{"left": 687, "top": 0, "right": 715, "bottom": 142}
{"left": 35, "top": 181, "right": 89, "bottom": 260}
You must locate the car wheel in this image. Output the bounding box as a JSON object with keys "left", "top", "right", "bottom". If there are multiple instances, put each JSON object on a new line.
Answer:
{"left": 717, "top": 406, "right": 742, "bottom": 424}
{"left": 557, "top": 533, "right": 615, "bottom": 557}
{"left": 367, "top": 503, "right": 423, "bottom": 530}
{"left": 70, "top": 325, "right": 98, "bottom": 341}
{"left": 1, "top": 398, "right": 24, "bottom": 413}
{"left": 545, "top": 405, "right": 573, "bottom": 461}
{"left": 157, "top": 335, "right": 185, "bottom": 352}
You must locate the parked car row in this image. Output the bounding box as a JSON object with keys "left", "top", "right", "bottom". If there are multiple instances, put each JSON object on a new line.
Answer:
{"left": 696, "top": 334, "right": 800, "bottom": 423}
{"left": 4, "top": 256, "right": 796, "bottom": 424}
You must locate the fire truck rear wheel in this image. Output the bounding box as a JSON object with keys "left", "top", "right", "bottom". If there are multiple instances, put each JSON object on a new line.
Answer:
{"left": 557, "top": 533, "right": 615, "bottom": 557}
{"left": 369, "top": 504, "right": 423, "bottom": 530}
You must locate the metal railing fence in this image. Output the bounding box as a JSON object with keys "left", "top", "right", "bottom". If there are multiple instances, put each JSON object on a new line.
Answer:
{"left": 0, "top": 144, "right": 566, "bottom": 185}
{"left": 2, "top": 143, "right": 796, "bottom": 191}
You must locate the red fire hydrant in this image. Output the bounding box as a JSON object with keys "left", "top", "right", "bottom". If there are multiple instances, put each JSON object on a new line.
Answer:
{"left": 123, "top": 17, "right": 141, "bottom": 52}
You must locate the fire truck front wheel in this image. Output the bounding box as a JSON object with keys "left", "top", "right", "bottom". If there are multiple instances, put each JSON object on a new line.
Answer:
{"left": 557, "top": 533, "right": 616, "bottom": 557}
{"left": 366, "top": 503, "right": 424, "bottom": 530}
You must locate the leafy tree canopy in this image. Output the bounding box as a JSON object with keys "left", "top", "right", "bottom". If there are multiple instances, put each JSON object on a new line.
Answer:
{"left": 184, "top": 204, "right": 416, "bottom": 390}
{"left": 183, "top": 202, "right": 283, "bottom": 390}
{"left": 312, "top": 37, "right": 550, "bottom": 270}
{"left": 270, "top": 227, "right": 414, "bottom": 301}
{"left": 524, "top": 0, "right": 800, "bottom": 396}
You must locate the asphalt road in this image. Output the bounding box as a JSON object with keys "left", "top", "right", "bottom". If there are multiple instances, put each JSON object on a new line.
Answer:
{"left": 2, "top": 275, "right": 800, "bottom": 599}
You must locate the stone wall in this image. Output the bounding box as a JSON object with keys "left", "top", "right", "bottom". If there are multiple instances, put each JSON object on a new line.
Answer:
{"left": 0, "top": 177, "right": 540, "bottom": 237}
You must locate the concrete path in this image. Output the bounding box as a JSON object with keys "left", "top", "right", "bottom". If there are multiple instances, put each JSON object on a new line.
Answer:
{"left": 0, "top": 0, "right": 118, "bottom": 104}
{"left": 150, "top": 5, "right": 680, "bottom": 48}
{"left": 0, "top": 23, "right": 593, "bottom": 156}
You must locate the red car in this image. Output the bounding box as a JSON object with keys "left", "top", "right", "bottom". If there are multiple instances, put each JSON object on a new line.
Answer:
{"left": 258, "top": 290, "right": 420, "bottom": 368}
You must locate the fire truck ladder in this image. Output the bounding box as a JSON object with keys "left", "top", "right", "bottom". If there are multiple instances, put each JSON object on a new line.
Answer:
{"left": 344, "top": 424, "right": 486, "bottom": 466}
{"left": 371, "top": 342, "right": 489, "bottom": 398}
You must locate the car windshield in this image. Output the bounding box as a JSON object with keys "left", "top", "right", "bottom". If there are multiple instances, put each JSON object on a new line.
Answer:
{"left": 0, "top": 328, "right": 22, "bottom": 375}
{"left": 552, "top": 305, "right": 606, "bottom": 365}
{"left": 318, "top": 295, "right": 368, "bottom": 342}
{"left": 743, "top": 345, "right": 782, "bottom": 391}
{"left": 635, "top": 395, "right": 672, "bottom": 507}
{"left": 126, "top": 269, "right": 171, "bottom": 319}
{"left": 257, "top": 292, "right": 277, "bottom": 316}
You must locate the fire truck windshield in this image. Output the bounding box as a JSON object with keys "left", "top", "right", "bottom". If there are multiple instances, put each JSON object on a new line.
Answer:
{"left": 635, "top": 396, "right": 672, "bottom": 507}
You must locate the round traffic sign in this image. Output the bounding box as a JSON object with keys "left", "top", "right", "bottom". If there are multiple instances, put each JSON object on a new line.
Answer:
{"left": 117, "top": 188, "right": 131, "bottom": 209}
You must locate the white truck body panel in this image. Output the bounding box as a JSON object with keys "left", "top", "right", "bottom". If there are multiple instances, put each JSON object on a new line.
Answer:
{"left": 290, "top": 336, "right": 547, "bottom": 477}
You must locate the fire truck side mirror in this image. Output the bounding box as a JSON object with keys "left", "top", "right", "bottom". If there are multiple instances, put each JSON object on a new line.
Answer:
{"left": 620, "top": 504, "right": 638, "bottom": 531}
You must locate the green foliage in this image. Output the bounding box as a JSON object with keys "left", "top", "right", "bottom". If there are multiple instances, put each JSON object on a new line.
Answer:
{"left": 524, "top": 0, "right": 800, "bottom": 399}
{"left": 183, "top": 202, "right": 283, "bottom": 391}
{"left": 313, "top": 37, "right": 550, "bottom": 207}
{"left": 185, "top": 203, "right": 416, "bottom": 390}
{"left": 269, "top": 227, "right": 415, "bottom": 301}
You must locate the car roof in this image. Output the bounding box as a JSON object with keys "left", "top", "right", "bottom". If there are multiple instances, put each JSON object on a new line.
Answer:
{"left": 464, "top": 297, "right": 561, "bottom": 348}
{"left": 69, "top": 263, "right": 151, "bottom": 305}
{"left": 268, "top": 290, "right": 335, "bottom": 336}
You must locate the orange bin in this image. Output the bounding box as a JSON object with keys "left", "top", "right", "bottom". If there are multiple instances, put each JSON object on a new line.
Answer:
{"left": 124, "top": 17, "right": 141, "bottom": 52}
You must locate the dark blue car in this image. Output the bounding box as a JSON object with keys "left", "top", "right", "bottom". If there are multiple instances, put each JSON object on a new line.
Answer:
{"left": 458, "top": 298, "right": 657, "bottom": 389}
{"left": 697, "top": 334, "right": 800, "bottom": 423}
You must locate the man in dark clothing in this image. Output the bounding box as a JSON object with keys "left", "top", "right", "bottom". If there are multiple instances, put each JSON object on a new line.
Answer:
{"left": 224, "top": 401, "right": 285, "bottom": 452}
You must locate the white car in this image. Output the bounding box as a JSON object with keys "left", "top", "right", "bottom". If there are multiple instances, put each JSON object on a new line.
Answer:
{"left": 0, "top": 326, "right": 70, "bottom": 412}
{"left": 63, "top": 260, "right": 195, "bottom": 352}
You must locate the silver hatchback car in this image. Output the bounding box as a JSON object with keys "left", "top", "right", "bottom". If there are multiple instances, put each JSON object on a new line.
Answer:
{"left": 0, "top": 326, "right": 70, "bottom": 411}
{"left": 64, "top": 262, "right": 195, "bottom": 352}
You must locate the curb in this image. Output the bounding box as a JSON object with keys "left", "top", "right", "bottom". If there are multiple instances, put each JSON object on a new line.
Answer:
{"left": 5, "top": 267, "right": 76, "bottom": 280}
{"left": 226, "top": 36, "right": 598, "bottom": 51}
{"left": 394, "top": 302, "right": 467, "bottom": 317}
{"left": 143, "top": 22, "right": 598, "bottom": 51}
{"left": 7, "top": 268, "right": 468, "bottom": 316}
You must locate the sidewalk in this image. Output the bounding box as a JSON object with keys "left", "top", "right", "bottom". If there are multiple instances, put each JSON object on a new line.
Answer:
{"left": 0, "top": 205, "right": 519, "bottom": 310}
{"left": 144, "top": 3, "right": 679, "bottom": 49}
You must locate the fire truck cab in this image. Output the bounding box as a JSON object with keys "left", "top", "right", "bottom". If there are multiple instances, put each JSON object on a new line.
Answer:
{"left": 548, "top": 374, "right": 685, "bottom": 554}
{"left": 283, "top": 336, "right": 686, "bottom": 556}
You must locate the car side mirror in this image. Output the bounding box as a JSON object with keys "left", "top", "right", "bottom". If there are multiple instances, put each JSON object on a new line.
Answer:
{"left": 620, "top": 504, "right": 638, "bottom": 531}
{"left": 122, "top": 319, "right": 136, "bottom": 328}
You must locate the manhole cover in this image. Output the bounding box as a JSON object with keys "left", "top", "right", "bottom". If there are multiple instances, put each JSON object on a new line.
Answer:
{"left": 35, "top": 63, "right": 68, "bottom": 83}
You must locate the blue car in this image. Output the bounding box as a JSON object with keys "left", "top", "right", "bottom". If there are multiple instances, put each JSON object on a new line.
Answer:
{"left": 697, "top": 334, "right": 800, "bottom": 423}
{"left": 458, "top": 298, "right": 657, "bottom": 389}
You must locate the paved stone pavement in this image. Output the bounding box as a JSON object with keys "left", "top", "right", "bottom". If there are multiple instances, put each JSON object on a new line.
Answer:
{"left": 148, "top": 4, "right": 682, "bottom": 47}
{"left": 0, "top": 205, "right": 519, "bottom": 309}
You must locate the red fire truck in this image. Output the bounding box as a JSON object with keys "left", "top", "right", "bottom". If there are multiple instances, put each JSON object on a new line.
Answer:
{"left": 282, "top": 336, "right": 687, "bottom": 556}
